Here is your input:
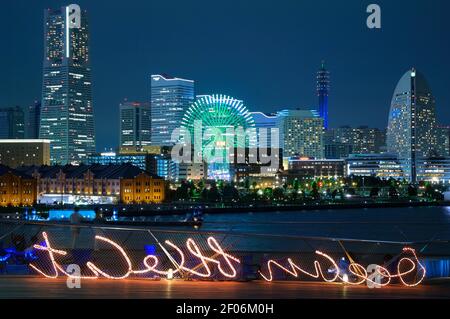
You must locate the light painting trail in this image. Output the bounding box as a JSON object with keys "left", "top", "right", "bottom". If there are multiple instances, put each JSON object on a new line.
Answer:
{"left": 258, "top": 247, "right": 426, "bottom": 287}
{"left": 30, "top": 232, "right": 426, "bottom": 287}
{"left": 30, "top": 232, "right": 241, "bottom": 280}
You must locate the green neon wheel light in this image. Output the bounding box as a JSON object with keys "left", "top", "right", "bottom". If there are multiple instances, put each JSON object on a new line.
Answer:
{"left": 181, "top": 94, "right": 256, "bottom": 148}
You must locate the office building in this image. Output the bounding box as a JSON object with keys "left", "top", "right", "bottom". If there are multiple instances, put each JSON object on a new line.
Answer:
{"left": 40, "top": 4, "right": 96, "bottom": 164}
{"left": 287, "top": 157, "right": 346, "bottom": 179}
{"left": 346, "top": 154, "right": 404, "bottom": 180}
{"left": 85, "top": 152, "right": 150, "bottom": 171}
{"left": 147, "top": 153, "right": 207, "bottom": 182}
{"left": 277, "top": 109, "right": 324, "bottom": 159}
{"left": 417, "top": 157, "right": 450, "bottom": 184}
{"left": 151, "top": 74, "right": 194, "bottom": 146}
{"left": 148, "top": 154, "right": 171, "bottom": 180}
{"left": 0, "top": 106, "right": 25, "bottom": 139}
{"left": 230, "top": 147, "right": 283, "bottom": 181}
{"left": 436, "top": 126, "right": 450, "bottom": 157}
{"left": 327, "top": 126, "right": 385, "bottom": 155}
{"left": 26, "top": 101, "right": 41, "bottom": 139}
{"left": 170, "top": 162, "right": 207, "bottom": 182}
{"left": 119, "top": 101, "right": 151, "bottom": 152}
{"left": 324, "top": 143, "right": 354, "bottom": 159}
{"left": 119, "top": 145, "right": 167, "bottom": 155}
{"left": 0, "top": 140, "right": 51, "bottom": 168}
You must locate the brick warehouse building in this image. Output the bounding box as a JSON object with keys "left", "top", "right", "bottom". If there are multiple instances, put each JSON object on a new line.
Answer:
{"left": 0, "top": 165, "right": 37, "bottom": 207}
{"left": 16, "top": 163, "right": 165, "bottom": 205}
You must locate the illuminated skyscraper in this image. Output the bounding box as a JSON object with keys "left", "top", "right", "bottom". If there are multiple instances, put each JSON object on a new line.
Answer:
{"left": 387, "top": 68, "right": 437, "bottom": 182}
{"left": 317, "top": 61, "right": 330, "bottom": 129}
{"left": 119, "top": 101, "right": 151, "bottom": 152}
{"left": 26, "top": 101, "right": 41, "bottom": 139}
{"left": 40, "top": 4, "right": 96, "bottom": 164}
{"left": 151, "top": 74, "right": 194, "bottom": 146}
{"left": 0, "top": 106, "right": 25, "bottom": 139}
{"left": 277, "top": 109, "right": 324, "bottom": 159}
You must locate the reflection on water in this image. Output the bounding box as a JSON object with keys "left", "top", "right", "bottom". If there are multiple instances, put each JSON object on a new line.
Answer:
{"left": 23, "top": 206, "right": 450, "bottom": 243}
{"left": 47, "top": 210, "right": 95, "bottom": 221}
{"left": 1, "top": 206, "right": 449, "bottom": 258}
{"left": 198, "top": 206, "right": 450, "bottom": 243}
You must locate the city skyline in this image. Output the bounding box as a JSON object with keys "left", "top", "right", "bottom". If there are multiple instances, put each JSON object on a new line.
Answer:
{"left": 2, "top": 0, "right": 450, "bottom": 304}
{"left": 1, "top": 0, "right": 450, "bottom": 152}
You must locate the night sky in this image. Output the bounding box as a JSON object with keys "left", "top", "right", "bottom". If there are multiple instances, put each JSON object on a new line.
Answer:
{"left": 1, "top": 0, "right": 450, "bottom": 151}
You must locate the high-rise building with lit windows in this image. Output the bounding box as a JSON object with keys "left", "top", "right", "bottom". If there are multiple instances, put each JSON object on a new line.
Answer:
{"left": 26, "top": 101, "right": 41, "bottom": 139}
{"left": 0, "top": 106, "right": 25, "bottom": 139}
{"left": 40, "top": 4, "right": 96, "bottom": 165}
{"left": 119, "top": 101, "right": 151, "bottom": 152}
{"left": 436, "top": 126, "right": 450, "bottom": 157}
{"left": 326, "top": 126, "right": 386, "bottom": 155}
{"left": 277, "top": 109, "right": 324, "bottom": 159}
{"left": 387, "top": 68, "right": 437, "bottom": 182}
{"left": 150, "top": 74, "right": 194, "bottom": 147}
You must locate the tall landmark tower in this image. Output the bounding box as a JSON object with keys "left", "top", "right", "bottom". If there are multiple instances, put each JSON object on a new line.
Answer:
{"left": 40, "top": 4, "right": 96, "bottom": 164}
{"left": 316, "top": 61, "right": 330, "bottom": 130}
{"left": 387, "top": 68, "right": 437, "bottom": 182}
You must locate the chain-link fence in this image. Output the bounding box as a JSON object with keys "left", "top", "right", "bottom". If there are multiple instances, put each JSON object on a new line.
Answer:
{"left": 0, "top": 219, "right": 448, "bottom": 285}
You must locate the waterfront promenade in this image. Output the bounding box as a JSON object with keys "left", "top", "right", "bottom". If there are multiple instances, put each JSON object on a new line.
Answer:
{"left": 0, "top": 277, "right": 449, "bottom": 299}
{"left": 1, "top": 206, "right": 449, "bottom": 299}
{"left": 3, "top": 199, "right": 449, "bottom": 218}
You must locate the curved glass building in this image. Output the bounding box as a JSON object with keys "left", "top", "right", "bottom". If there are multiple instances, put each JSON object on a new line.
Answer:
{"left": 387, "top": 69, "right": 437, "bottom": 182}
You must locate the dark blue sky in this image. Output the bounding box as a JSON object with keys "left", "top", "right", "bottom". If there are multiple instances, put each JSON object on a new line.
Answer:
{"left": 1, "top": 0, "right": 450, "bottom": 151}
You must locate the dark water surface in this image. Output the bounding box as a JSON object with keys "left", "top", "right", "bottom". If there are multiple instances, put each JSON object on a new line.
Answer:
{"left": 5, "top": 206, "right": 449, "bottom": 255}
{"left": 200, "top": 206, "right": 450, "bottom": 241}
{"left": 189, "top": 206, "right": 450, "bottom": 255}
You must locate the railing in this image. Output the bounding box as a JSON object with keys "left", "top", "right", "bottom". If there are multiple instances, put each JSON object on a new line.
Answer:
{"left": 0, "top": 219, "right": 448, "bottom": 286}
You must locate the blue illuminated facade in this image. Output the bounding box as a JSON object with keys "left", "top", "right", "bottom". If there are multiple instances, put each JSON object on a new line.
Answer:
{"left": 155, "top": 155, "right": 172, "bottom": 180}
{"left": 317, "top": 61, "right": 330, "bottom": 130}
{"left": 85, "top": 152, "right": 147, "bottom": 171}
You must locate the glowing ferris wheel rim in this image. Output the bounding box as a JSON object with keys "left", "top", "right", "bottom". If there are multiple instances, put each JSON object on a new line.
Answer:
{"left": 181, "top": 94, "right": 256, "bottom": 133}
